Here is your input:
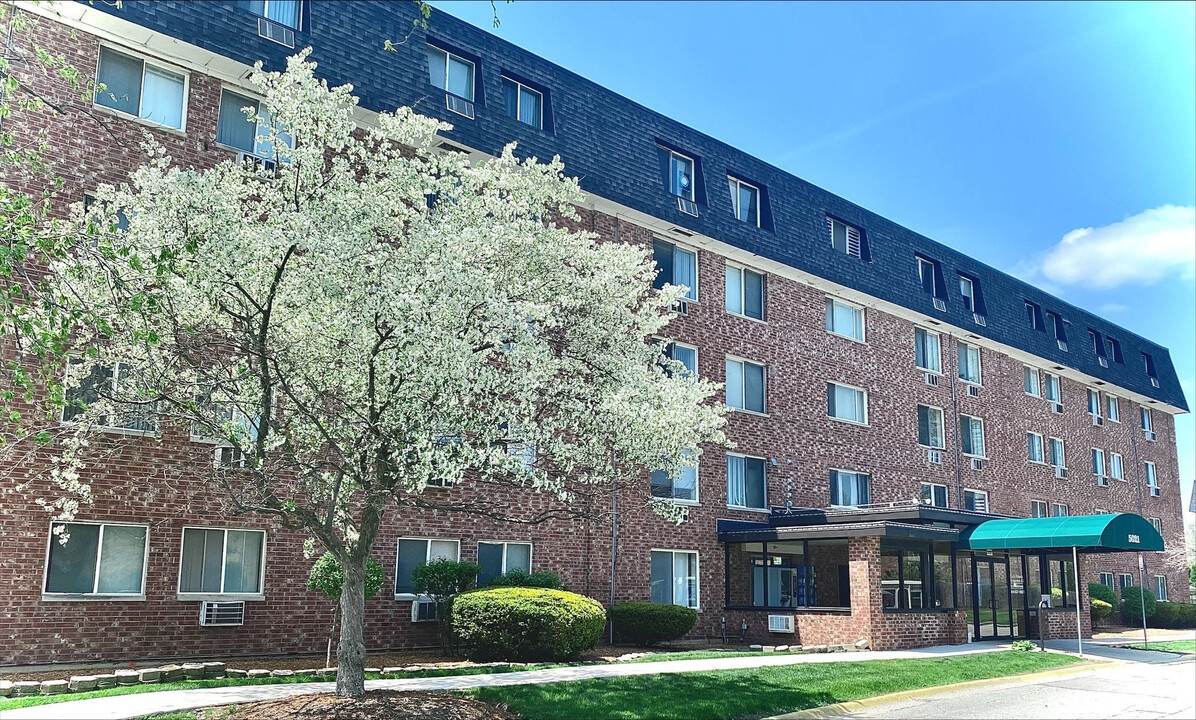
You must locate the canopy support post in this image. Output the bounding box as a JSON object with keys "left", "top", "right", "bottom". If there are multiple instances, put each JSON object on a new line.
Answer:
{"left": 1072, "top": 545, "right": 1082, "bottom": 657}
{"left": 1138, "top": 553, "right": 1148, "bottom": 650}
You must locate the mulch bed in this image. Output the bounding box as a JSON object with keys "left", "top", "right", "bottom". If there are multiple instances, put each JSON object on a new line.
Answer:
{"left": 183, "top": 692, "right": 515, "bottom": 720}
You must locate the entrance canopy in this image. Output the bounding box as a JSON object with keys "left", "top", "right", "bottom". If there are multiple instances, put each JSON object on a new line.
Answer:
{"left": 958, "top": 513, "right": 1163, "bottom": 553}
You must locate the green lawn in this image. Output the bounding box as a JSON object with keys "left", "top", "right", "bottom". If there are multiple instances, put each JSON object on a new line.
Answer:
{"left": 473, "top": 651, "right": 1082, "bottom": 720}
{"left": 1126, "top": 640, "right": 1195, "bottom": 653}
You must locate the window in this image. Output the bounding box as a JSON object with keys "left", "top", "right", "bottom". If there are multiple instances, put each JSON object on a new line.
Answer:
{"left": 1106, "top": 395, "right": 1119, "bottom": 422}
{"left": 1030, "top": 500, "right": 1048, "bottom": 518}
{"left": 179, "top": 528, "right": 266, "bottom": 596}
{"left": 1044, "top": 373, "right": 1061, "bottom": 404}
{"left": 249, "top": 0, "right": 300, "bottom": 28}
{"left": 44, "top": 522, "right": 148, "bottom": 597}
{"left": 662, "top": 342, "right": 698, "bottom": 378}
{"left": 964, "top": 489, "right": 988, "bottom": 513}
{"left": 1142, "top": 352, "right": 1158, "bottom": 382}
{"left": 828, "top": 217, "right": 863, "bottom": 259}
{"left": 651, "top": 550, "right": 698, "bottom": 609}
{"left": 1052, "top": 503, "right": 1068, "bottom": 517}
{"left": 825, "top": 297, "right": 864, "bottom": 341}
{"left": 216, "top": 89, "right": 291, "bottom": 158}
{"left": 394, "top": 538, "right": 460, "bottom": 595}
{"left": 477, "top": 541, "right": 532, "bottom": 586}
{"left": 1118, "top": 573, "right": 1134, "bottom": 590}
{"left": 1107, "top": 337, "right": 1124, "bottom": 364}
{"left": 1027, "top": 432, "right": 1045, "bottom": 464}
{"left": 1091, "top": 448, "right": 1105, "bottom": 477}
{"left": 918, "top": 405, "right": 945, "bottom": 449}
{"left": 1049, "top": 437, "right": 1066, "bottom": 468}
{"left": 830, "top": 470, "right": 871, "bottom": 508}
{"left": 1154, "top": 576, "right": 1168, "bottom": 602}
{"left": 427, "top": 45, "right": 475, "bottom": 102}
{"left": 95, "top": 47, "right": 186, "bottom": 130}
{"left": 1148, "top": 517, "right": 1162, "bottom": 534}
{"left": 651, "top": 239, "right": 697, "bottom": 301}
{"left": 1110, "top": 453, "right": 1124, "bottom": 480}
{"left": 728, "top": 177, "right": 760, "bottom": 226}
{"left": 1087, "top": 389, "right": 1102, "bottom": 417}
{"left": 1144, "top": 462, "right": 1158, "bottom": 492}
{"left": 501, "top": 76, "right": 543, "bottom": 129}
{"left": 726, "top": 453, "right": 766, "bottom": 509}
{"left": 959, "top": 275, "right": 975, "bottom": 312}
{"left": 827, "top": 383, "right": 867, "bottom": 425}
{"left": 1089, "top": 329, "right": 1107, "bottom": 359}
{"left": 1141, "top": 407, "right": 1153, "bottom": 433}
{"left": 725, "top": 264, "right": 765, "bottom": 320}
{"left": 62, "top": 360, "right": 157, "bottom": 432}
{"left": 1098, "top": 572, "right": 1114, "bottom": 588}
{"left": 880, "top": 541, "right": 935, "bottom": 610}
{"left": 1047, "top": 555, "right": 1077, "bottom": 607}
{"left": 921, "top": 482, "right": 948, "bottom": 508}
{"left": 651, "top": 451, "right": 698, "bottom": 503}
{"left": 1024, "top": 366, "right": 1041, "bottom": 396}
{"left": 1025, "top": 301, "right": 1043, "bottom": 330}
{"left": 667, "top": 150, "right": 695, "bottom": 200}
{"left": 959, "top": 414, "right": 985, "bottom": 457}
{"left": 725, "top": 358, "right": 766, "bottom": 413}
{"left": 957, "top": 342, "right": 981, "bottom": 385}
{"left": 1046, "top": 310, "right": 1067, "bottom": 350}
{"left": 916, "top": 256, "right": 941, "bottom": 297}
{"left": 914, "top": 328, "right": 941, "bottom": 373}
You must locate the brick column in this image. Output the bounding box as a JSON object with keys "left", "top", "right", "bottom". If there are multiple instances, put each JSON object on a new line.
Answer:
{"left": 848, "top": 536, "right": 882, "bottom": 647}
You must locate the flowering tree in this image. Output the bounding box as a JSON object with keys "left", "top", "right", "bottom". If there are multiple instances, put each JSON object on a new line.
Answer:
{"left": 14, "top": 51, "right": 725, "bottom": 696}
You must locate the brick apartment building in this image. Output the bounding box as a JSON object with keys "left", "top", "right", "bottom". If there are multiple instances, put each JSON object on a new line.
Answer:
{"left": 0, "top": 0, "right": 1188, "bottom": 666}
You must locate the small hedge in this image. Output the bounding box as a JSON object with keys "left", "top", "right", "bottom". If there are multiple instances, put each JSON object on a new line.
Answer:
{"left": 609, "top": 602, "right": 697, "bottom": 647}
{"left": 452, "top": 587, "right": 606, "bottom": 662}
{"left": 1147, "top": 601, "right": 1196, "bottom": 629}
{"left": 1121, "top": 585, "right": 1157, "bottom": 622}
{"left": 1087, "top": 582, "right": 1116, "bottom": 607}
{"left": 1090, "top": 599, "right": 1113, "bottom": 625}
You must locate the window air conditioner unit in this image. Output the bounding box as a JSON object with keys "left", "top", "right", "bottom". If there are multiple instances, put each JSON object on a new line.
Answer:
{"left": 673, "top": 300, "right": 690, "bottom": 316}
{"left": 767, "top": 614, "right": 795, "bottom": 633}
{"left": 1150, "top": 378, "right": 1160, "bottom": 388}
{"left": 1092, "top": 415, "right": 1104, "bottom": 427}
{"left": 973, "top": 313, "right": 987, "bottom": 327}
{"left": 199, "top": 601, "right": 245, "bottom": 627}
{"left": 412, "top": 599, "right": 438, "bottom": 622}
{"left": 213, "top": 445, "right": 247, "bottom": 469}
{"left": 927, "top": 449, "right": 942, "bottom": 465}
{"left": 257, "top": 17, "right": 295, "bottom": 48}
{"left": 676, "top": 197, "right": 699, "bottom": 217}
{"left": 966, "top": 384, "right": 980, "bottom": 398}
{"left": 1096, "top": 475, "right": 1108, "bottom": 487}
{"left": 1149, "top": 487, "right": 1160, "bottom": 497}
{"left": 1054, "top": 466, "right": 1067, "bottom": 480}
{"left": 932, "top": 298, "right": 947, "bottom": 312}
{"left": 1051, "top": 403, "right": 1064, "bottom": 414}
{"left": 1057, "top": 340, "right": 1068, "bottom": 352}
{"left": 445, "top": 93, "right": 475, "bottom": 119}
{"left": 1144, "top": 430, "right": 1156, "bottom": 442}
{"left": 924, "top": 373, "right": 939, "bottom": 387}
{"left": 969, "top": 457, "right": 983, "bottom": 471}
{"left": 237, "top": 151, "right": 277, "bottom": 173}
{"left": 1098, "top": 357, "right": 1109, "bottom": 368}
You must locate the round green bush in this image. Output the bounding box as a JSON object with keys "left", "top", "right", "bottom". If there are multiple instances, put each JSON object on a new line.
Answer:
{"left": 1120, "top": 584, "right": 1157, "bottom": 622}
{"left": 306, "top": 552, "right": 385, "bottom": 601}
{"left": 609, "top": 602, "right": 697, "bottom": 647}
{"left": 1147, "top": 601, "right": 1196, "bottom": 629}
{"left": 1087, "top": 582, "right": 1116, "bottom": 608}
{"left": 1090, "top": 598, "right": 1113, "bottom": 625}
{"left": 451, "top": 587, "right": 606, "bottom": 662}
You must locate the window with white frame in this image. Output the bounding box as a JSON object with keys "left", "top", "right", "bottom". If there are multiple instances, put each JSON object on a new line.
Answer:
{"left": 1118, "top": 573, "right": 1134, "bottom": 589}
{"left": 650, "top": 550, "right": 698, "bottom": 609}
{"left": 1027, "top": 432, "right": 1045, "bottom": 464}
{"left": 831, "top": 469, "right": 871, "bottom": 508}
{"left": 959, "top": 275, "right": 976, "bottom": 312}
{"left": 477, "top": 541, "right": 532, "bottom": 586}
{"left": 1091, "top": 448, "right": 1105, "bottom": 478}
{"left": 957, "top": 342, "right": 981, "bottom": 384}
{"left": 95, "top": 47, "right": 187, "bottom": 130}
{"left": 651, "top": 239, "right": 697, "bottom": 301}
{"left": 249, "top": 0, "right": 300, "bottom": 28}
{"left": 1109, "top": 453, "right": 1124, "bottom": 480}
{"left": 916, "top": 256, "right": 942, "bottom": 297}
{"left": 179, "top": 527, "right": 266, "bottom": 595}
{"left": 427, "top": 45, "right": 475, "bottom": 103}
{"left": 914, "top": 328, "right": 941, "bottom": 373}
{"left": 918, "top": 405, "right": 945, "bottom": 449}
{"left": 1087, "top": 389, "right": 1102, "bottom": 417}
{"left": 1044, "top": 372, "right": 1061, "bottom": 404}
{"left": 667, "top": 150, "right": 695, "bottom": 200}
{"left": 502, "top": 76, "right": 543, "bottom": 128}
{"left": 726, "top": 358, "right": 766, "bottom": 413}
{"left": 728, "top": 177, "right": 760, "bottom": 226}
{"left": 920, "top": 482, "right": 948, "bottom": 508}
{"left": 1106, "top": 395, "right": 1119, "bottom": 422}
{"left": 662, "top": 341, "right": 698, "bottom": 378}
{"left": 1141, "top": 407, "right": 1153, "bottom": 433}
{"left": 1024, "top": 366, "right": 1041, "bottom": 396}
{"left": 828, "top": 217, "right": 863, "bottom": 259}
{"left": 1030, "top": 499, "right": 1048, "bottom": 518}
{"left": 959, "top": 414, "right": 985, "bottom": 457}
{"left": 726, "top": 453, "right": 766, "bottom": 509}
{"left": 825, "top": 297, "right": 864, "bottom": 342}
{"left": 725, "top": 264, "right": 765, "bottom": 320}
{"left": 1049, "top": 437, "right": 1066, "bottom": 468}
{"left": 1154, "top": 575, "right": 1168, "bottom": 602}
{"left": 44, "top": 522, "right": 148, "bottom": 597}
{"left": 216, "top": 89, "right": 292, "bottom": 158}
{"left": 827, "top": 383, "right": 867, "bottom": 425}
{"left": 1144, "top": 462, "right": 1158, "bottom": 492}
{"left": 964, "top": 489, "right": 988, "bottom": 513}
{"left": 62, "top": 359, "right": 157, "bottom": 432}
{"left": 1149, "top": 517, "right": 1162, "bottom": 534}
{"left": 1052, "top": 503, "right": 1068, "bottom": 517}
{"left": 1098, "top": 572, "right": 1114, "bottom": 588}
{"left": 651, "top": 450, "right": 698, "bottom": 503}
{"left": 394, "top": 538, "right": 460, "bottom": 595}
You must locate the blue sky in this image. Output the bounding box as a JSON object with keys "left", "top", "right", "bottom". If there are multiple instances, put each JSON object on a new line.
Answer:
{"left": 432, "top": 1, "right": 1196, "bottom": 520}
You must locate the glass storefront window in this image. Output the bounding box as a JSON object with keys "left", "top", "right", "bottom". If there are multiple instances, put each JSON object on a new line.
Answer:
{"left": 933, "top": 542, "right": 955, "bottom": 609}
{"left": 727, "top": 540, "right": 851, "bottom": 610}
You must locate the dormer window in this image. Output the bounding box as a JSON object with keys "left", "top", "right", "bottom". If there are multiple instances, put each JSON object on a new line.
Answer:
{"left": 1045, "top": 310, "right": 1067, "bottom": 351}
{"left": 249, "top": 0, "right": 300, "bottom": 29}
{"left": 1025, "top": 301, "right": 1044, "bottom": 331}
{"left": 668, "top": 150, "right": 694, "bottom": 201}
{"left": 917, "top": 256, "right": 945, "bottom": 311}
{"left": 1107, "top": 337, "right": 1124, "bottom": 364}
{"left": 1142, "top": 352, "right": 1159, "bottom": 388}
{"left": 427, "top": 45, "right": 475, "bottom": 117}
{"left": 828, "top": 217, "right": 864, "bottom": 259}
{"left": 501, "top": 76, "right": 542, "bottom": 129}
{"left": 728, "top": 176, "right": 759, "bottom": 226}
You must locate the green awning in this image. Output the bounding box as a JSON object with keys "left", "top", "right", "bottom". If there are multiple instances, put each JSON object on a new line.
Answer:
{"left": 957, "top": 513, "right": 1163, "bottom": 552}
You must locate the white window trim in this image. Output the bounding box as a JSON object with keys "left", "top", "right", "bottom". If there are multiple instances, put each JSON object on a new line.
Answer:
{"left": 726, "top": 451, "right": 769, "bottom": 512}
{"left": 827, "top": 381, "right": 869, "bottom": 426}
{"left": 94, "top": 44, "right": 191, "bottom": 133}
{"left": 725, "top": 262, "right": 766, "bottom": 322}
{"left": 1098, "top": 572, "right": 1115, "bottom": 587}
{"left": 394, "top": 537, "right": 462, "bottom": 600}
{"left": 1141, "top": 408, "right": 1154, "bottom": 432}
{"left": 963, "top": 488, "right": 989, "bottom": 512}
{"left": 501, "top": 75, "right": 544, "bottom": 129}
{"left": 830, "top": 468, "right": 871, "bottom": 510}
{"left": 1048, "top": 437, "right": 1066, "bottom": 469}
{"left": 258, "top": 0, "right": 302, "bottom": 28}
{"left": 728, "top": 176, "right": 761, "bottom": 227}
{"left": 1030, "top": 500, "right": 1049, "bottom": 518}
{"left": 667, "top": 149, "right": 696, "bottom": 201}
{"left": 917, "top": 256, "right": 938, "bottom": 295}
{"left": 661, "top": 340, "right": 699, "bottom": 380}
{"left": 41, "top": 520, "right": 150, "bottom": 601}
{"left": 1154, "top": 575, "right": 1168, "bottom": 602}
{"left": 1110, "top": 452, "right": 1124, "bottom": 481}
{"left": 1144, "top": 462, "right": 1158, "bottom": 489}
{"left": 914, "top": 327, "right": 942, "bottom": 374}
{"left": 428, "top": 45, "right": 475, "bottom": 103}
{"left": 1091, "top": 448, "right": 1106, "bottom": 477}
{"left": 59, "top": 358, "right": 159, "bottom": 437}
{"left": 1027, "top": 432, "right": 1046, "bottom": 465}
{"left": 176, "top": 526, "right": 268, "bottom": 600}
{"left": 960, "top": 414, "right": 986, "bottom": 459}
{"left": 651, "top": 548, "right": 700, "bottom": 610}
{"left": 656, "top": 238, "right": 699, "bottom": 302}
{"left": 725, "top": 355, "right": 767, "bottom": 416}
{"left": 652, "top": 455, "right": 701, "bottom": 506}
{"left": 959, "top": 275, "right": 976, "bottom": 313}
{"left": 1024, "top": 366, "right": 1042, "bottom": 397}
{"left": 477, "top": 540, "right": 534, "bottom": 578}
{"left": 920, "top": 481, "right": 949, "bottom": 508}
{"left": 825, "top": 296, "right": 866, "bottom": 343}
{"left": 917, "top": 404, "right": 946, "bottom": 450}
{"left": 1118, "top": 573, "right": 1134, "bottom": 588}
{"left": 1087, "top": 389, "right": 1104, "bottom": 418}
{"left": 1043, "top": 372, "right": 1062, "bottom": 403}
{"left": 1052, "top": 503, "right": 1069, "bottom": 517}
{"left": 958, "top": 341, "right": 983, "bottom": 386}
{"left": 1106, "top": 395, "right": 1120, "bottom": 422}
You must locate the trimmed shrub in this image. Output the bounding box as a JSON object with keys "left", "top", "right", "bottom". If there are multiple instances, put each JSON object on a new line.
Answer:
{"left": 1090, "top": 599, "right": 1113, "bottom": 626}
{"left": 609, "top": 602, "right": 698, "bottom": 647}
{"left": 1147, "top": 602, "right": 1196, "bottom": 629}
{"left": 1087, "top": 582, "right": 1116, "bottom": 608}
{"left": 452, "top": 587, "right": 606, "bottom": 662}
{"left": 1120, "top": 585, "right": 1157, "bottom": 622}
{"left": 306, "top": 553, "right": 386, "bottom": 601}
{"left": 485, "top": 569, "right": 564, "bottom": 590}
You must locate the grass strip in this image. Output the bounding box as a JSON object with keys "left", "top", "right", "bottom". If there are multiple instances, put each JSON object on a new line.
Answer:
{"left": 1125, "top": 640, "right": 1195, "bottom": 653}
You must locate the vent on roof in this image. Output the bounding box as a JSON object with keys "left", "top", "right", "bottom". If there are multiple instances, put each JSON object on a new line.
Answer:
{"left": 668, "top": 226, "right": 695, "bottom": 237}
{"left": 677, "top": 197, "right": 699, "bottom": 217}
{"left": 199, "top": 601, "right": 245, "bottom": 627}
{"left": 257, "top": 17, "right": 295, "bottom": 48}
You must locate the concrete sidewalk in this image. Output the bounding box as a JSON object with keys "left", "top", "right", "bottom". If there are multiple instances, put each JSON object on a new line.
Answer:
{"left": 0, "top": 643, "right": 1008, "bottom": 720}
{"left": 1042, "top": 638, "right": 1193, "bottom": 664}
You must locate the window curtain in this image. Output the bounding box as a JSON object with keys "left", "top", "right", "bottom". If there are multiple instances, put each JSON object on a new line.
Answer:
{"left": 1092, "top": 449, "right": 1104, "bottom": 475}
{"left": 427, "top": 47, "right": 447, "bottom": 91}
{"left": 726, "top": 455, "right": 746, "bottom": 507}
{"left": 725, "top": 361, "right": 744, "bottom": 409}
{"left": 265, "top": 0, "right": 300, "bottom": 27}
{"left": 1046, "top": 375, "right": 1060, "bottom": 402}
{"left": 180, "top": 528, "right": 224, "bottom": 593}
{"left": 518, "top": 86, "right": 540, "bottom": 126}
{"left": 93, "top": 525, "right": 146, "bottom": 594}
{"left": 674, "top": 552, "right": 697, "bottom": 608}
{"left": 477, "top": 542, "right": 504, "bottom": 586}
{"left": 744, "top": 270, "right": 764, "bottom": 319}
{"left": 1050, "top": 439, "right": 1064, "bottom": 467}
{"left": 223, "top": 530, "right": 263, "bottom": 593}
{"left": 969, "top": 418, "right": 984, "bottom": 456}
{"left": 217, "top": 90, "right": 257, "bottom": 152}
{"left": 140, "top": 65, "right": 185, "bottom": 129}
{"left": 650, "top": 551, "right": 672, "bottom": 604}
{"left": 446, "top": 56, "right": 474, "bottom": 100}
{"left": 725, "top": 266, "right": 743, "bottom": 314}
{"left": 1027, "top": 434, "right": 1043, "bottom": 462}
{"left": 673, "top": 247, "right": 696, "bottom": 299}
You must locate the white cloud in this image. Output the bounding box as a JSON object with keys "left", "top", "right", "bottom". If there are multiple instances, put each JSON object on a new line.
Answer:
{"left": 1040, "top": 206, "right": 1196, "bottom": 289}
{"left": 1098, "top": 303, "right": 1128, "bottom": 315}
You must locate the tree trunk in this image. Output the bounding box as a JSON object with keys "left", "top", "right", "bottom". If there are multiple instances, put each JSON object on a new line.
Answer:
{"left": 335, "top": 556, "right": 368, "bottom": 697}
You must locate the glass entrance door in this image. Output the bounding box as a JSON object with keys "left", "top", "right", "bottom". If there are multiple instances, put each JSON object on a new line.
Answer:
{"left": 974, "top": 557, "right": 1014, "bottom": 639}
